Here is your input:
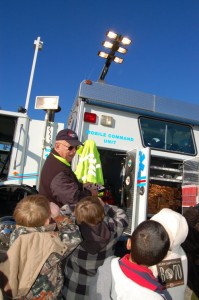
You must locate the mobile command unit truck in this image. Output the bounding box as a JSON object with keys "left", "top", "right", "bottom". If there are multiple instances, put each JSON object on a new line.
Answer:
{"left": 67, "top": 79, "right": 199, "bottom": 234}
{"left": 0, "top": 105, "right": 64, "bottom": 217}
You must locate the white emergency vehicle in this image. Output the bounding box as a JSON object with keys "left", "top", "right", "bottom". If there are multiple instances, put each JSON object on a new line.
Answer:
{"left": 67, "top": 79, "right": 199, "bottom": 234}
{"left": 0, "top": 108, "right": 64, "bottom": 217}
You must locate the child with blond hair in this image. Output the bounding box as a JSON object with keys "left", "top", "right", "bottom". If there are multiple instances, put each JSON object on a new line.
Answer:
{"left": 0, "top": 194, "right": 81, "bottom": 299}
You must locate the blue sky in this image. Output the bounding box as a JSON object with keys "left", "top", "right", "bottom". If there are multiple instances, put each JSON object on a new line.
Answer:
{"left": 1, "top": 0, "right": 199, "bottom": 124}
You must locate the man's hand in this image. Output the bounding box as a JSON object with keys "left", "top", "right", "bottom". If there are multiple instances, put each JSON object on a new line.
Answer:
{"left": 50, "top": 202, "right": 60, "bottom": 219}
{"left": 90, "top": 188, "right": 99, "bottom": 196}
{"left": 83, "top": 182, "right": 99, "bottom": 196}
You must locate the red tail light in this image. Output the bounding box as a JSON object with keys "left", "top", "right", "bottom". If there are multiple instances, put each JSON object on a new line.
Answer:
{"left": 84, "top": 112, "right": 97, "bottom": 123}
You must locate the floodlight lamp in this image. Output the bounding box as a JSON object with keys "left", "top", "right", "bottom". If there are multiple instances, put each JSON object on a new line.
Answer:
{"left": 102, "top": 41, "right": 113, "bottom": 49}
{"left": 106, "top": 31, "right": 117, "bottom": 40}
{"left": 121, "top": 37, "right": 131, "bottom": 45}
{"left": 35, "top": 96, "right": 59, "bottom": 110}
{"left": 98, "top": 51, "right": 109, "bottom": 59}
{"left": 117, "top": 46, "right": 127, "bottom": 54}
{"left": 113, "top": 56, "right": 123, "bottom": 64}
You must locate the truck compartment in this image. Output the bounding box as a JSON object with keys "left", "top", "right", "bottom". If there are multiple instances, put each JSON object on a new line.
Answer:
{"left": 148, "top": 156, "right": 182, "bottom": 215}
{"left": 99, "top": 149, "right": 183, "bottom": 216}
{"left": 98, "top": 149, "right": 126, "bottom": 206}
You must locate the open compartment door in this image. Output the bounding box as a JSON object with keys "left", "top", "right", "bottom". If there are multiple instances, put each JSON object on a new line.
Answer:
{"left": 182, "top": 157, "right": 199, "bottom": 210}
{"left": 122, "top": 147, "right": 151, "bottom": 235}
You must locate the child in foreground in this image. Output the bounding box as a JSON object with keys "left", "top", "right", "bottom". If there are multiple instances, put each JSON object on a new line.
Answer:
{"left": 0, "top": 194, "right": 82, "bottom": 300}
{"left": 62, "top": 196, "right": 128, "bottom": 300}
{"left": 151, "top": 208, "right": 188, "bottom": 300}
{"left": 89, "top": 219, "right": 172, "bottom": 300}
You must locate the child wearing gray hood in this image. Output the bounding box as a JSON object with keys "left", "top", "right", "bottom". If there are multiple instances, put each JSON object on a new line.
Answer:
{"left": 150, "top": 208, "right": 188, "bottom": 300}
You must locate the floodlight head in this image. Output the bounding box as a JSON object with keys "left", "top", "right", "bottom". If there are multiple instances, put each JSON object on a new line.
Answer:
{"left": 102, "top": 41, "right": 113, "bottom": 49}
{"left": 35, "top": 96, "right": 59, "bottom": 110}
{"left": 106, "top": 31, "right": 117, "bottom": 40}
{"left": 117, "top": 46, "right": 127, "bottom": 54}
{"left": 113, "top": 56, "right": 123, "bottom": 64}
{"left": 98, "top": 51, "right": 109, "bottom": 59}
{"left": 121, "top": 36, "right": 131, "bottom": 45}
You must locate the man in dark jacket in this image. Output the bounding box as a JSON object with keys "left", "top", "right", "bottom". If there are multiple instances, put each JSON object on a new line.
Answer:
{"left": 39, "top": 129, "right": 98, "bottom": 211}
{"left": 182, "top": 206, "right": 199, "bottom": 299}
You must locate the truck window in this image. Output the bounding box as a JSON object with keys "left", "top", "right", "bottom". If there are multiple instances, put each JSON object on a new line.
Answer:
{"left": 139, "top": 117, "right": 196, "bottom": 155}
{"left": 0, "top": 116, "right": 16, "bottom": 181}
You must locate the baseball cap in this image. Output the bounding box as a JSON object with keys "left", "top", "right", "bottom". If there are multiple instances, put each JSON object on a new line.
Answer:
{"left": 56, "top": 129, "right": 83, "bottom": 146}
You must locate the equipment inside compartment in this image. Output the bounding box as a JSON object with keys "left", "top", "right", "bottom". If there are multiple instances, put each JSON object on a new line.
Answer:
{"left": 148, "top": 183, "right": 182, "bottom": 214}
